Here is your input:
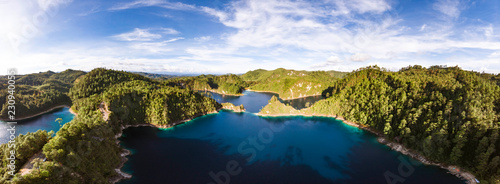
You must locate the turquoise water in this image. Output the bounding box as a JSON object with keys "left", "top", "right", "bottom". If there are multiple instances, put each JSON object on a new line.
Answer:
{"left": 0, "top": 107, "right": 74, "bottom": 144}
{"left": 119, "top": 91, "right": 465, "bottom": 184}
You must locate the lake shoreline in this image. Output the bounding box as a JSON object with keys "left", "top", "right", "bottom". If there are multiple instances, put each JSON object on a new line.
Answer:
{"left": 1, "top": 104, "right": 74, "bottom": 121}
{"left": 111, "top": 109, "right": 221, "bottom": 183}
{"left": 245, "top": 89, "right": 322, "bottom": 100}
{"left": 196, "top": 89, "right": 244, "bottom": 96}
{"left": 255, "top": 112, "right": 477, "bottom": 184}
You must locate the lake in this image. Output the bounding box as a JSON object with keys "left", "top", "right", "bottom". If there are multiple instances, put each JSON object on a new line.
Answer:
{"left": 199, "top": 90, "right": 323, "bottom": 112}
{"left": 0, "top": 107, "right": 74, "bottom": 144}
{"left": 118, "top": 91, "right": 465, "bottom": 184}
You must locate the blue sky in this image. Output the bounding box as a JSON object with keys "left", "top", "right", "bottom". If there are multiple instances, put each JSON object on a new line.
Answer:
{"left": 1, "top": 0, "right": 500, "bottom": 75}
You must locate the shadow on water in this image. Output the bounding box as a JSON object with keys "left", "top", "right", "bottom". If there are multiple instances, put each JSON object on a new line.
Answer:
{"left": 281, "top": 95, "right": 324, "bottom": 110}
{"left": 342, "top": 133, "right": 466, "bottom": 184}
{"left": 118, "top": 126, "right": 338, "bottom": 184}
{"left": 118, "top": 105, "right": 466, "bottom": 184}
{"left": 199, "top": 90, "right": 325, "bottom": 112}
{"left": 199, "top": 90, "right": 275, "bottom": 113}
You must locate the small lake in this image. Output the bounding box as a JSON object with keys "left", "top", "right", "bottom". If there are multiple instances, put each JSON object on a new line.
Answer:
{"left": 281, "top": 95, "right": 324, "bottom": 110}
{"left": 199, "top": 90, "right": 324, "bottom": 112}
{"left": 119, "top": 91, "right": 465, "bottom": 184}
{"left": 0, "top": 107, "right": 74, "bottom": 144}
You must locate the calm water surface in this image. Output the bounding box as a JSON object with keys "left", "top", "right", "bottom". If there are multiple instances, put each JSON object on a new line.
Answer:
{"left": 119, "top": 91, "right": 465, "bottom": 184}
{"left": 0, "top": 107, "right": 74, "bottom": 144}
{"left": 282, "top": 95, "right": 324, "bottom": 110}
{"left": 199, "top": 90, "right": 324, "bottom": 111}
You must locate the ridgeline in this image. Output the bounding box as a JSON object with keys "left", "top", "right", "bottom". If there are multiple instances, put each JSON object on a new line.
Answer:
{"left": 0, "top": 69, "right": 86, "bottom": 121}
{"left": 0, "top": 68, "right": 231, "bottom": 183}
{"left": 1, "top": 66, "right": 499, "bottom": 183}
{"left": 258, "top": 65, "right": 500, "bottom": 184}
{"left": 241, "top": 68, "right": 346, "bottom": 99}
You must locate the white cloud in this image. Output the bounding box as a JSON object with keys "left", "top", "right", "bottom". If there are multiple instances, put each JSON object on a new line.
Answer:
{"left": 38, "top": 0, "right": 72, "bottom": 11}
{"left": 312, "top": 55, "right": 343, "bottom": 68}
{"left": 78, "top": 5, "right": 100, "bottom": 16}
{"left": 433, "top": 0, "right": 461, "bottom": 18}
{"left": 420, "top": 24, "right": 427, "bottom": 31}
{"left": 350, "top": 53, "right": 371, "bottom": 62}
{"left": 196, "top": 0, "right": 500, "bottom": 65}
{"left": 490, "top": 51, "right": 500, "bottom": 58}
{"left": 344, "top": 0, "right": 391, "bottom": 14}
{"left": 113, "top": 28, "right": 162, "bottom": 41}
{"left": 160, "top": 28, "right": 179, "bottom": 35}
{"left": 5, "top": 0, "right": 500, "bottom": 75}
{"left": 129, "top": 37, "right": 183, "bottom": 53}
{"left": 130, "top": 42, "right": 171, "bottom": 53}
{"left": 327, "top": 55, "right": 342, "bottom": 63}
{"left": 0, "top": 0, "right": 71, "bottom": 49}
{"left": 194, "top": 36, "right": 212, "bottom": 42}
{"left": 109, "top": 0, "right": 195, "bottom": 11}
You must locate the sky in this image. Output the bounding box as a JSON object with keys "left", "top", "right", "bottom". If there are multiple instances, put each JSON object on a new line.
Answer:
{"left": 1, "top": 0, "right": 500, "bottom": 75}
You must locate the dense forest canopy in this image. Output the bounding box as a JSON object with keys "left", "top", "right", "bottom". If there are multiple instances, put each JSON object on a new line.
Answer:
{"left": 131, "top": 72, "right": 179, "bottom": 80}
{"left": 1, "top": 66, "right": 499, "bottom": 183}
{"left": 0, "top": 68, "right": 222, "bottom": 183}
{"left": 165, "top": 74, "right": 248, "bottom": 95}
{"left": 0, "top": 69, "right": 86, "bottom": 120}
{"left": 241, "top": 68, "right": 347, "bottom": 99}
{"left": 296, "top": 65, "right": 499, "bottom": 183}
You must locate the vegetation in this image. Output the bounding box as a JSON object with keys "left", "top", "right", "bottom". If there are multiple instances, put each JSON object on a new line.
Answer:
{"left": 165, "top": 74, "right": 247, "bottom": 95}
{"left": 241, "top": 68, "right": 346, "bottom": 99}
{"left": 0, "top": 70, "right": 86, "bottom": 120}
{"left": 259, "top": 96, "right": 299, "bottom": 115}
{"left": 300, "top": 65, "right": 500, "bottom": 183}
{"left": 0, "top": 68, "right": 222, "bottom": 183}
{"left": 3, "top": 66, "right": 499, "bottom": 183}
{"left": 0, "top": 130, "right": 52, "bottom": 183}
{"left": 132, "top": 72, "right": 179, "bottom": 80}
{"left": 221, "top": 102, "right": 245, "bottom": 112}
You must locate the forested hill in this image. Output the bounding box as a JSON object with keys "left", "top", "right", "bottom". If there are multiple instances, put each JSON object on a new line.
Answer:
{"left": 0, "top": 69, "right": 86, "bottom": 120}
{"left": 0, "top": 68, "right": 222, "bottom": 183}
{"left": 165, "top": 74, "right": 248, "bottom": 95}
{"left": 301, "top": 65, "right": 500, "bottom": 183}
{"left": 241, "top": 68, "right": 347, "bottom": 99}
{"left": 132, "top": 72, "right": 179, "bottom": 80}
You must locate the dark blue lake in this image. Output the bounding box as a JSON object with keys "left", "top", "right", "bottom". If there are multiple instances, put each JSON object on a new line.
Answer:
{"left": 199, "top": 90, "right": 275, "bottom": 113}
{"left": 0, "top": 107, "right": 74, "bottom": 144}
{"left": 119, "top": 91, "right": 465, "bottom": 184}
{"left": 281, "top": 95, "right": 324, "bottom": 110}
{"left": 199, "top": 90, "right": 323, "bottom": 112}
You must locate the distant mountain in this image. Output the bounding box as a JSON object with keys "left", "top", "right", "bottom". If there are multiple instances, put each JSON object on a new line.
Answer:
{"left": 241, "top": 68, "right": 347, "bottom": 99}
{"left": 131, "top": 72, "right": 180, "bottom": 80}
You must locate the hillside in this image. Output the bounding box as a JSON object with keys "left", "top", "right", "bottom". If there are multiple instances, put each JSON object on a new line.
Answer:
{"left": 0, "top": 69, "right": 86, "bottom": 121}
{"left": 241, "top": 68, "right": 346, "bottom": 99}
{"left": 0, "top": 68, "right": 223, "bottom": 183}
{"left": 132, "top": 72, "right": 179, "bottom": 80}
{"left": 165, "top": 74, "right": 248, "bottom": 95}
{"left": 259, "top": 65, "right": 500, "bottom": 183}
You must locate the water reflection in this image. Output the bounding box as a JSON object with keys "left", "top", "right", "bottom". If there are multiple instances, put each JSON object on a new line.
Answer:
{"left": 0, "top": 107, "right": 74, "bottom": 144}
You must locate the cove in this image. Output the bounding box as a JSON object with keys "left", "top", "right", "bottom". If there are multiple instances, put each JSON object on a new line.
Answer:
{"left": 118, "top": 91, "right": 465, "bottom": 184}
{"left": 0, "top": 107, "right": 74, "bottom": 144}
{"left": 199, "top": 90, "right": 324, "bottom": 112}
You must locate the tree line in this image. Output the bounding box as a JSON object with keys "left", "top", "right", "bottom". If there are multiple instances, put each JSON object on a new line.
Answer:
{"left": 305, "top": 65, "right": 500, "bottom": 183}
{"left": 0, "top": 69, "right": 86, "bottom": 120}
{"left": 0, "top": 68, "right": 222, "bottom": 183}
